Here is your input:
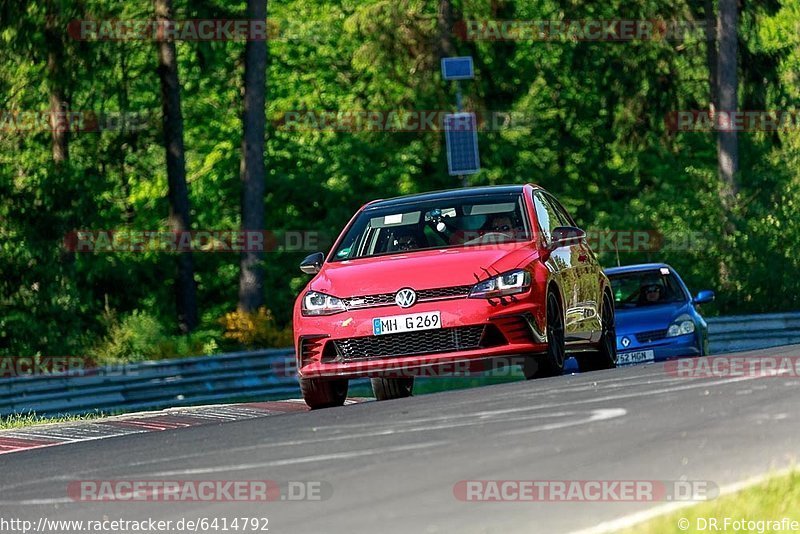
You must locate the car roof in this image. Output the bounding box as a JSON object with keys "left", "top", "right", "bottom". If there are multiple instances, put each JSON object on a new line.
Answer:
{"left": 605, "top": 263, "right": 674, "bottom": 276}
{"left": 364, "top": 184, "right": 534, "bottom": 210}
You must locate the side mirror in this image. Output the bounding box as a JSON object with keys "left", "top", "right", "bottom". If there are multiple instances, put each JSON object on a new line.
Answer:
{"left": 693, "top": 289, "right": 715, "bottom": 305}
{"left": 549, "top": 226, "right": 586, "bottom": 251}
{"left": 300, "top": 252, "right": 324, "bottom": 274}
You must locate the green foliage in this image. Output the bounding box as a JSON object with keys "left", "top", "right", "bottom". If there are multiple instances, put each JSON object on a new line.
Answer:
{"left": 89, "top": 310, "right": 220, "bottom": 365}
{"left": 219, "top": 307, "right": 294, "bottom": 349}
{"left": 1, "top": 0, "right": 799, "bottom": 363}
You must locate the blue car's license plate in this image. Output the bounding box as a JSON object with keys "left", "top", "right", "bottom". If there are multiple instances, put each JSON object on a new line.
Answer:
{"left": 617, "top": 350, "right": 654, "bottom": 365}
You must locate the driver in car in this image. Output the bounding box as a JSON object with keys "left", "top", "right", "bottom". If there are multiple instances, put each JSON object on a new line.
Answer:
{"left": 390, "top": 228, "right": 421, "bottom": 252}
{"left": 479, "top": 213, "right": 519, "bottom": 240}
{"left": 640, "top": 283, "right": 664, "bottom": 304}
{"left": 487, "top": 214, "right": 513, "bottom": 233}
{"left": 448, "top": 213, "right": 518, "bottom": 245}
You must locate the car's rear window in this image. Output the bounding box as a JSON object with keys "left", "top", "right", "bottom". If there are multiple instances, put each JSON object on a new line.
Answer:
{"left": 330, "top": 193, "right": 531, "bottom": 261}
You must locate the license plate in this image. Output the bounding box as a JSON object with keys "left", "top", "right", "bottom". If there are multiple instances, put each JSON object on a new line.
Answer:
{"left": 372, "top": 311, "right": 441, "bottom": 336}
{"left": 616, "top": 350, "right": 655, "bottom": 365}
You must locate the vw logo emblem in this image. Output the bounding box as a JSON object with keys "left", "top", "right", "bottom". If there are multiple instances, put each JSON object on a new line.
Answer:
{"left": 621, "top": 336, "right": 630, "bottom": 348}
{"left": 395, "top": 288, "right": 417, "bottom": 308}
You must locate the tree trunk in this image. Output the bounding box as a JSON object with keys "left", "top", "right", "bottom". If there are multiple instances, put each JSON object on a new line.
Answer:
{"left": 119, "top": 52, "right": 136, "bottom": 224}
{"left": 717, "top": 0, "right": 738, "bottom": 209}
{"left": 437, "top": 0, "right": 456, "bottom": 58}
{"left": 237, "top": 0, "right": 268, "bottom": 313}
{"left": 45, "top": 3, "right": 68, "bottom": 164}
{"left": 705, "top": 0, "right": 718, "bottom": 114}
{"left": 716, "top": 0, "right": 739, "bottom": 293}
{"left": 155, "top": 0, "right": 198, "bottom": 333}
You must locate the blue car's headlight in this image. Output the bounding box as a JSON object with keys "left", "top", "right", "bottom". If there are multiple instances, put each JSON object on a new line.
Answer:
{"left": 667, "top": 314, "right": 695, "bottom": 337}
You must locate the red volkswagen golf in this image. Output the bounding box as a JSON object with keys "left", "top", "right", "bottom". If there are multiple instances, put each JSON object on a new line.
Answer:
{"left": 293, "top": 184, "right": 616, "bottom": 408}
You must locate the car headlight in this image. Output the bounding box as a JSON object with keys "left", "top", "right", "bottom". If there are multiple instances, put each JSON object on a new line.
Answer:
{"left": 667, "top": 314, "right": 695, "bottom": 337}
{"left": 302, "top": 291, "right": 347, "bottom": 316}
{"left": 469, "top": 269, "right": 531, "bottom": 299}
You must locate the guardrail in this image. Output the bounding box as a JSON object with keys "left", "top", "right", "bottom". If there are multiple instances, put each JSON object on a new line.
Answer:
{"left": 1, "top": 312, "right": 798, "bottom": 418}
{"left": 0, "top": 349, "right": 300, "bottom": 418}
{"left": 706, "top": 312, "right": 800, "bottom": 354}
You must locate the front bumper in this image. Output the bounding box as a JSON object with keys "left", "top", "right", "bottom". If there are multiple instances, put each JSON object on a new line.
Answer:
{"left": 616, "top": 332, "right": 701, "bottom": 363}
{"left": 295, "top": 295, "right": 547, "bottom": 379}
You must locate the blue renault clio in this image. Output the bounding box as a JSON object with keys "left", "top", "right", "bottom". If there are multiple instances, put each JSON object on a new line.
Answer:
{"left": 605, "top": 263, "right": 715, "bottom": 365}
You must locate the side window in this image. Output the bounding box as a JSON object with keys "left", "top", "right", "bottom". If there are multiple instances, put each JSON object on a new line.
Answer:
{"left": 533, "top": 193, "right": 558, "bottom": 243}
{"left": 544, "top": 193, "right": 575, "bottom": 227}
{"left": 423, "top": 225, "right": 447, "bottom": 247}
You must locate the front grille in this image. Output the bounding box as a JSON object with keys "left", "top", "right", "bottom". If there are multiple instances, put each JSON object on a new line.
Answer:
{"left": 332, "top": 326, "right": 486, "bottom": 361}
{"left": 635, "top": 329, "right": 668, "bottom": 343}
{"left": 418, "top": 285, "right": 472, "bottom": 299}
{"left": 492, "top": 315, "right": 535, "bottom": 344}
{"left": 298, "top": 336, "right": 327, "bottom": 366}
{"left": 343, "top": 293, "right": 395, "bottom": 308}
{"left": 343, "top": 285, "right": 471, "bottom": 309}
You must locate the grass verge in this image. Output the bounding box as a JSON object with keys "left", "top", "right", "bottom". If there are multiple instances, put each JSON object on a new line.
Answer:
{"left": 624, "top": 470, "right": 800, "bottom": 533}
{"left": 0, "top": 411, "right": 105, "bottom": 430}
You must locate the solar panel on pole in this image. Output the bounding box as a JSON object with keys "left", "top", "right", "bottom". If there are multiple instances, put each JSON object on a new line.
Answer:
{"left": 441, "top": 57, "right": 474, "bottom": 81}
{"left": 444, "top": 112, "right": 480, "bottom": 176}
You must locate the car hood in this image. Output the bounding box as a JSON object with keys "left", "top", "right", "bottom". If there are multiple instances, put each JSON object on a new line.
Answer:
{"left": 309, "top": 243, "right": 537, "bottom": 297}
{"left": 615, "top": 302, "right": 690, "bottom": 334}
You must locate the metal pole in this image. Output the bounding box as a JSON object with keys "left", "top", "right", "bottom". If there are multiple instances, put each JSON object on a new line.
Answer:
{"left": 455, "top": 81, "right": 467, "bottom": 187}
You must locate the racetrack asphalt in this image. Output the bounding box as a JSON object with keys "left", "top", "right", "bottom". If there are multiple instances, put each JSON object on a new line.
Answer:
{"left": 1, "top": 345, "right": 799, "bottom": 534}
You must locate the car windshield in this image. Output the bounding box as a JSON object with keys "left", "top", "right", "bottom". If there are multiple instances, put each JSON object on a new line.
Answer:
{"left": 330, "top": 192, "right": 531, "bottom": 261}
{"left": 609, "top": 269, "right": 687, "bottom": 308}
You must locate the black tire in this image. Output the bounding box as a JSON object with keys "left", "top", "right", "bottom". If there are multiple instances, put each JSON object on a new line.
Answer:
{"left": 370, "top": 377, "right": 413, "bottom": 401}
{"left": 523, "top": 290, "right": 566, "bottom": 379}
{"left": 300, "top": 377, "right": 348, "bottom": 409}
{"left": 577, "top": 292, "right": 617, "bottom": 372}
